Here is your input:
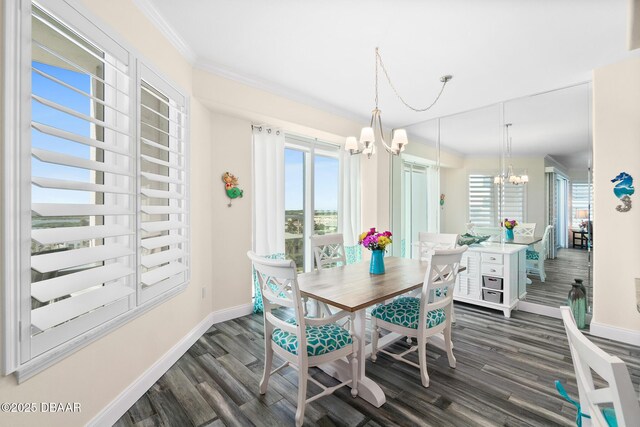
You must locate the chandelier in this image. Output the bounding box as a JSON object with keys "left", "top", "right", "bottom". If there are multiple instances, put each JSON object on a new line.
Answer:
{"left": 494, "top": 123, "right": 529, "bottom": 185}
{"left": 345, "top": 47, "right": 452, "bottom": 158}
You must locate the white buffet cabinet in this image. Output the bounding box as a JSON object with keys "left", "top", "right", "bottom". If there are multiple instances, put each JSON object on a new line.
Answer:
{"left": 455, "top": 243, "right": 527, "bottom": 317}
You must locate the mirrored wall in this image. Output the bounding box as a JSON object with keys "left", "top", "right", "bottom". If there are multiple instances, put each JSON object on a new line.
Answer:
{"left": 391, "top": 82, "right": 593, "bottom": 317}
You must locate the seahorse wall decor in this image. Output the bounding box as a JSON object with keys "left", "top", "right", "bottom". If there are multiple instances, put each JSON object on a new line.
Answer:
{"left": 222, "top": 172, "right": 243, "bottom": 207}
{"left": 611, "top": 171, "right": 634, "bottom": 212}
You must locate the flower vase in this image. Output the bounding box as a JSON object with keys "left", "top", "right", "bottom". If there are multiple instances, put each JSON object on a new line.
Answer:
{"left": 568, "top": 282, "right": 587, "bottom": 329}
{"left": 370, "top": 250, "right": 385, "bottom": 275}
{"left": 505, "top": 228, "right": 514, "bottom": 240}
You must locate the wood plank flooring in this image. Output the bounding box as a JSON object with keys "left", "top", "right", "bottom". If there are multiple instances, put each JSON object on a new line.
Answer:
{"left": 525, "top": 248, "right": 591, "bottom": 308}
{"left": 115, "top": 302, "right": 639, "bottom": 427}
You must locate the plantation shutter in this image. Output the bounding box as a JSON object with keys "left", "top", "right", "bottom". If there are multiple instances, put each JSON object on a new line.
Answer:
{"left": 29, "top": 6, "right": 135, "bottom": 357}
{"left": 468, "top": 175, "right": 496, "bottom": 226}
{"left": 138, "top": 65, "right": 189, "bottom": 303}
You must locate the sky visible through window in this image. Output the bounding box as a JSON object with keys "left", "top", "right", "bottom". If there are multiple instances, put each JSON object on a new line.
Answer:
{"left": 284, "top": 149, "right": 338, "bottom": 211}
{"left": 31, "top": 61, "right": 91, "bottom": 204}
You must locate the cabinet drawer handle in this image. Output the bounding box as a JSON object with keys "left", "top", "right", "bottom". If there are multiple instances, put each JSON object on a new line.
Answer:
{"left": 490, "top": 257, "right": 496, "bottom": 260}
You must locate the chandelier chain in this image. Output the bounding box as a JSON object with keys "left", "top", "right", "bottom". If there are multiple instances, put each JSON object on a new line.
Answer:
{"left": 375, "top": 48, "right": 450, "bottom": 113}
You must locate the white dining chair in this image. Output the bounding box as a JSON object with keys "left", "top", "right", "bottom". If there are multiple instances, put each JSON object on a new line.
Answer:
{"left": 526, "top": 225, "right": 553, "bottom": 282}
{"left": 371, "top": 246, "right": 467, "bottom": 387}
{"left": 310, "top": 233, "right": 347, "bottom": 269}
{"left": 514, "top": 222, "right": 536, "bottom": 237}
{"left": 560, "top": 307, "right": 640, "bottom": 426}
{"left": 415, "top": 232, "right": 459, "bottom": 259}
{"left": 247, "top": 251, "right": 358, "bottom": 427}
{"left": 310, "top": 233, "right": 348, "bottom": 317}
{"left": 414, "top": 232, "right": 460, "bottom": 324}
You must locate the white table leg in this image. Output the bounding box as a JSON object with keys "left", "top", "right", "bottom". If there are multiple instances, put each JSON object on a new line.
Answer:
{"left": 318, "top": 309, "right": 386, "bottom": 407}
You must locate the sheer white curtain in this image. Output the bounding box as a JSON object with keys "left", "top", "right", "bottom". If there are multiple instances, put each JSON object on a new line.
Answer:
{"left": 252, "top": 126, "right": 285, "bottom": 256}
{"left": 252, "top": 126, "right": 285, "bottom": 312}
{"left": 340, "top": 152, "right": 361, "bottom": 263}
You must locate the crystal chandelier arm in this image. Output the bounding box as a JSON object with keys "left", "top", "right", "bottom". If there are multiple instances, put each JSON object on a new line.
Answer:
{"left": 376, "top": 48, "right": 452, "bottom": 113}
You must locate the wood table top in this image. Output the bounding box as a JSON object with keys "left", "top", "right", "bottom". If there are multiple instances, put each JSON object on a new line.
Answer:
{"left": 506, "top": 235, "right": 543, "bottom": 245}
{"left": 297, "top": 257, "right": 430, "bottom": 313}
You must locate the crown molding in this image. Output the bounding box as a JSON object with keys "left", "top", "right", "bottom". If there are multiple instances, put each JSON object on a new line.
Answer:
{"left": 132, "top": 0, "right": 197, "bottom": 64}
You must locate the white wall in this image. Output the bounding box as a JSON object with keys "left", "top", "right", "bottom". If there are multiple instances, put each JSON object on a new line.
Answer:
{"left": 209, "top": 113, "right": 253, "bottom": 310}
{"left": 591, "top": 56, "right": 640, "bottom": 339}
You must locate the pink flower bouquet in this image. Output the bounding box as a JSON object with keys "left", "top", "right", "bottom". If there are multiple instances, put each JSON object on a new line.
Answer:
{"left": 358, "top": 228, "right": 393, "bottom": 251}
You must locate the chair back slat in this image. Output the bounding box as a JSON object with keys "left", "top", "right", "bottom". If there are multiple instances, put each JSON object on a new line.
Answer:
{"left": 514, "top": 223, "right": 536, "bottom": 237}
{"left": 416, "top": 232, "right": 459, "bottom": 260}
{"left": 561, "top": 307, "right": 640, "bottom": 426}
{"left": 248, "top": 251, "right": 307, "bottom": 352}
{"left": 311, "top": 233, "right": 347, "bottom": 269}
{"left": 419, "top": 246, "right": 467, "bottom": 328}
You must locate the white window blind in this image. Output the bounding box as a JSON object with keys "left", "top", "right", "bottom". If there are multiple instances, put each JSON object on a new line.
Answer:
{"left": 468, "top": 175, "right": 526, "bottom": 226}
{"left": 139, "top": 66, "right": 189, "bottom": 303}
{"left": 468, "top": 175, "right": 496, "bottom": 226}
{"left": 502, "top": 183, "right": 526, "bottom": 222}
{"left": 571, "top": 182, "right": 592, "bottom": 228}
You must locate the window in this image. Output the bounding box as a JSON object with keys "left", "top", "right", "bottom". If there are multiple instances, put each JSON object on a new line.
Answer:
{"left": 468, "top": 174, "right": 526, "bottom": 225}
{"left": 284, "top": 136, "right": 340, "bottom": 272}
{"left": 502, "top": 183, "right": 526, "bottom": 222}
{"left": 3, "top": 1, "right": 189, "bottom": 377}
{"left": 469, "top": 175, "right": 497, "bottom": 225}
{"left": 571, "top": 182, "right": 592, "bottom": 228}
{"left": 402, "top": 162, "right": 436, "bottom": 258}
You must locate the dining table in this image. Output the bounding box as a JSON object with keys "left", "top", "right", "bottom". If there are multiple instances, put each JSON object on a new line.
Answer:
{"left": 297, "top": 256, "right": 458, "bottom": 407}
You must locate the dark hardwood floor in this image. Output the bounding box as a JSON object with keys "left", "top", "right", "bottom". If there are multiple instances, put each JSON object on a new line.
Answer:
{"left": 525, "top": 248, "right": 592, "bottom": 309}
{"left": 115, "top": 301, "right": 639, "bottom": 427}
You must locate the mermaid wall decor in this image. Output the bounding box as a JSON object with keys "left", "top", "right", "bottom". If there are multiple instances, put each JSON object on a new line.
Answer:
{"left": 222, "top": 172, "right": 243, "bottom": 207}
{"left": 611, "top": 171, "right": 634, "bottom": 212}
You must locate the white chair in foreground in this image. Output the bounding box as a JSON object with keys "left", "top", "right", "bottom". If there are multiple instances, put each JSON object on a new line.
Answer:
{"left": 248, "top": 251, "right": 358, "bottom": 426}
{"left": 560, "top": 307, "right": 640, "bottom": 426}
{"left": 514, "top": 222, "right": 536, "bottom": 238}
{"left": 526, "top": 225, "right": 553, "bottom": 282}
{"left": 371, "top": 246, "right": 467, "bottom": 387}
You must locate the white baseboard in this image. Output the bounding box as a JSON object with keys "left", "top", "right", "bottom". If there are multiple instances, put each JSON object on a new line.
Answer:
{"left": 517, "top": 301, "right": 562, "bottom": 319}
{"left": 211, "top": 302, "right": 254, "bottom": 324}
{"left": 88, "top": 302, "right": 253, "bottom": 427}
{"left": 588, "top": 321, "right": 640, "bottom": 347}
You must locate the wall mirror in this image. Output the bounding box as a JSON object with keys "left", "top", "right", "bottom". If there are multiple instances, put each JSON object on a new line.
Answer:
{"left": 390, "top": 82, "right": 593, "bottom": 319}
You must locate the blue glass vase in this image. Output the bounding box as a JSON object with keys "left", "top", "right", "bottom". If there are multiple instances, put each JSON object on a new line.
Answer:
{"left": 505, "top": 228, "right": 514, "bottom": 240}
{"left": 370, "top": 250, "right": 385, "bottom": 274}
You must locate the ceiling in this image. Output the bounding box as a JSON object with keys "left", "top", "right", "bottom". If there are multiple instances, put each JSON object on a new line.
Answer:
{"left": 142, "top": 0, "right": 638, "bottom": 167}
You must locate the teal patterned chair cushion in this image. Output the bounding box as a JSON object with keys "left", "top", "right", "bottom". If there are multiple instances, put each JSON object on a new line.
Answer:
{"left": 272, "top": 318, "right": 352, "bottom": 356}
{"left": 372, "top": 297, "right": 446, "bottom": 329}
{"left": 526, "top": 250, "right": 539, "bottom": 260}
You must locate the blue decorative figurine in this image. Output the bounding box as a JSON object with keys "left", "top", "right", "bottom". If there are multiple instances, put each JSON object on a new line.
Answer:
{"left": 611, "top": 171, "right": 634, "bottom": 212}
